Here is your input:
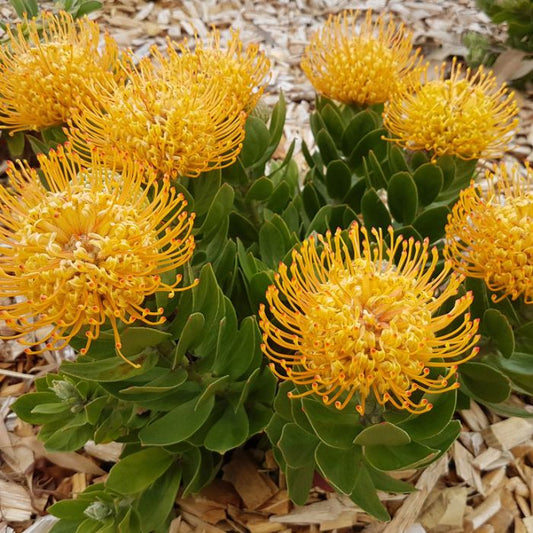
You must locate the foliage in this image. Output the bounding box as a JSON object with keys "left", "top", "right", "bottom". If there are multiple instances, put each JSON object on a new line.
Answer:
{"left": 1, "top": 3, "right": 531, "bottom": 530}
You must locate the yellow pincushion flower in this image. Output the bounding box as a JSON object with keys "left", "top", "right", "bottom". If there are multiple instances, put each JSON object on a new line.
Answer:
{"left": 301, "top": 10, "right": 423, "bottom": 106}
{"left": 0, "top": 145, "right": 195, "bottom": 365}
{"left": 445, "top": 164, "right": 533, "bottom": 303}
{"left": 68, "top": 41, "right": 248, "bottom": 178}
{"left": 259, "top": 224, "right": 480, "bottom": 415}
{"left": 383, "top": 59, "right": 519, "bottom": 160}
{"left": 173, "top": 29, "right": 271, "bottom": 112}
{"left": 0, "top": 11, "right": 121, "bottom": 133}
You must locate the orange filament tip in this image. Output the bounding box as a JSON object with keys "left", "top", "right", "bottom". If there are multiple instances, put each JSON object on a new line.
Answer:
{"left": 80, "top": 348, "right": 87, "bottom": 355}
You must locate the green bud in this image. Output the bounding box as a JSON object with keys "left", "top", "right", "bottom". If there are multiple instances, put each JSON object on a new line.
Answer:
{"left": 84, "top": 501, "right": 113, "bottom": 522}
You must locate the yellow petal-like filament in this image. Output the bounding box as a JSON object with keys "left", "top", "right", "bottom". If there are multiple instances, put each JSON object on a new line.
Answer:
{"left": 259, "top": 224, "right": 480, "bottom": 415}
{"left": 383, "top": 58, "right": 519, "bottom": 160}
{"left": 301, "top": 10, "right": 423, "bottom": 105}
{"left": 0, "top": 145, "right": 196, "bottom": 365}
{"left": 445, "top": 164, "right": 533, "bottom": 303}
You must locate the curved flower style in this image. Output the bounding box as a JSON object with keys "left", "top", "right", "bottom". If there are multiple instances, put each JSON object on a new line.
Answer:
{"left": 259, "top": 224, "right": 480, "bottom": 415}
{"left": 383, "top": 58, "right": 519, "bottom": 160}
{"left": 173, "top": 29, "right": 271, "bottom": 112}
{"left": 0, "top": 11, "right": 121, "bottom": 133}
{"left": 68, "top": 30, "right": 268, "bottom": 178}
{"left": 0, "top": 145, "right": 196, "bottom": 365}
{"left": 445, "top": 164, "right": 533, "bottom": 303}
{"left": 301, "top": 10, "right": 423, "bottom": 106}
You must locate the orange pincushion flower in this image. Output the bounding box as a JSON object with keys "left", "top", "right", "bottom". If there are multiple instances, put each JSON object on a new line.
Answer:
{"left": 0, "top": 11, "right": 121, "bottom": 133}
{"left": 301, "top": 10, "right": 423, "bottom": 106}
{"left": 259, "top": 224, "right": 480, "bottom": 415}
{"left": 383, "top": 58, "right": 519, "bottom": 160}
{"left": 445, "top": 164, "right": 533, "bottom": 303}
{"left": 0, "top": 145, "right": 195, "bottom": 365}
{"left": 68, "top": 38, "right": 249, "bottom": 178}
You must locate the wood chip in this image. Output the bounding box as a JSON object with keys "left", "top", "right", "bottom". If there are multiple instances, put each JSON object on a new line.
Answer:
{"left": 483, "top": 418, "right": 533, "bottom": 451}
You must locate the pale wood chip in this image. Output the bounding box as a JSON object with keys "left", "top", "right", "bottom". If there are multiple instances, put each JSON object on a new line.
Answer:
{"left": 483, "top": 418, "right": 533, "bottom": 451}
{"left": 0, "top": 480, "right": 32, "bottom": 523}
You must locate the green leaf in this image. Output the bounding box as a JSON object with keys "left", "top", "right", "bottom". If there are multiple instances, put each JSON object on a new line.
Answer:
{"left": 119, "top": 368, "right": 188, "bottom": 395}
{"left": 316, "top": 129, "right": 339, "bottom": 165}
{"left": 366, "top": 464, "right": 416, "bottom": 494}
{"left": 419, "top": 420, "right": 461, "bottom": 460}
{"left": 315, "top": 443, "right": 361, "bottom": 494}
{"left": 399, "top": 390, "right": 457, "bottom": 441}
{"left": 515, "top": 321, "right": 533, "bottom": 353}
{"left": 6, "top": 131, "right": 25, "bottom": 157}
{"left": 278, "top": 423, "right": 319, "bottom": 468}
{"left": 436, "top": 155, "right": 456, "bottom": 190}
{"left": 197, "top": 184, "right": 234, "bottom": 237}
{"left": 353, "top": 422, "right": 411, "bottom": 446}
{"left": 48, "top": 499, "right": 91, "bottom": 520}
{"left": 482, "top": 308, "right": 515, "bottom": 358}
{"left": 60, "top": 352, "right": 156, "bottom": 382}
{"left": 460, "top": 362, "right": 511, "bottom": 403}
{"left": 387, "top": 172, "right": 418, "bottom": 224}
{"left": 364, "top": 442, "right": 437, "bottom": 471}
{"left": 341, "top": 110, "right": 378, "bottom": 156}
{"left": 326, "top": 160, "right": 352, "bottom": 200}
{"left": 321, "top": 104, "right": 345, "bottom": 145}
{"left": 361, "top": 188, "right": 391, "bottom": 231}
{"left": 106, "top": 448, "right": 174, "bottom": 495}
{"left": 465, "top": 277, "right": 490, "bottom": 320}
{"left": 137, "top": 464, "right": 182, "bottom": 533}
{"left": 387, "top": 144, "right": 409, "bottom": 173}
{"left": 259, "top": 219, "right": 287, "bottom": 267}
{"left": 12, "top": 392, "right": 71, "bottom": 424}
{"left": 204, "top": 404, "right": 249, "bottom": 453}
{"left": 412, "top": 206, "right": 450, "bottom": 242}
{"left": 285, "top": 464, "right": 314, "bottom": 505}
{"left": 302, "top": 183, "right": 322, "bottom": 219}
{"left": 266, "top": 181, "right": 291, "bottom": 213}
{"left": 245, "top": 177, "right": 274, "bottom": 202}
{"left": 412, "top": 163, "right": 444, "bottom": 206}
{"left": 364, "top": 150, "right": 388, "bottom": 189}
{"left": 302, "top": 398, "right": 364, "bottom": 448}
{"left": 74, "top": 1, "right": 103, "bottom": 17}
{"left": 240, "top": 117, "right": 271, "bottom": 167}
{"left": 348, "top": 129, "right": 387, "bottom": 168}
{"left": 349, "top": 464, "right": 390, "bottom": 521}
{"left": 119, "top": 327, "right": 172, "bottom": 357}
{"left": 172, "top": 312, "right": 205, "bottom": 367}
{"left": 343, "top": 178, "right": 367, "bottom": 213}
{"left": 139, "top": 395, "right": 215, "bottom": 445}
{"left": 9, "top": 0, "right": 39, "bottom": 17}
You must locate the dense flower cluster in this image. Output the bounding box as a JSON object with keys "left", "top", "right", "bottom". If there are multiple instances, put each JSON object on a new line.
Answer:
{"left": 383, "top": 58, "right": 519, "bottom": 160}
{"left": 0, "top": 145, "right": 195, "bottom": 364}
{"left": 301, "top": 10, "right": 423, "bottom": 106}
{"left": 0, "top": 11, "right": 121, "bottom": 132}
{"left": 68, "top": 30, "right": 269, "bottom": 178}
{"left": 445, "top": 164, "right": 533, "bottom": 303}
{"left": 260, "top": 225, "right": 480, "bottom": 415}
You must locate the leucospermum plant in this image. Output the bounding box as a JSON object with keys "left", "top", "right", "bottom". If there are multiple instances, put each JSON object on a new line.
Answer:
{"left": 1, "top": 3, "right": 531, "bottom": 531}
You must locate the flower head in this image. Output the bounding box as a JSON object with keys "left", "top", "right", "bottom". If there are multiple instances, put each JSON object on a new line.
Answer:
{"left": 0, "top": 144, "right": 195, "bottom": 365}
{"left": 68, "top": 31, "right": 264, "bottom": 178}
{"left": 0, "top": 11, "right": 121, "bottom": 133}
{"left": 259, "top": 224, "right": 479, "bottom": 415}
{"left": 175, "top": 29, "right": 271, "bottom": 112}
{"left": 445, "top": 164, "right": 533, "bottom": 303}
{"left": 301, "top": 10, "right": 423, "bottom": 106}
{"left": 383, "top": 58, "right": 519, "bottom": 160}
